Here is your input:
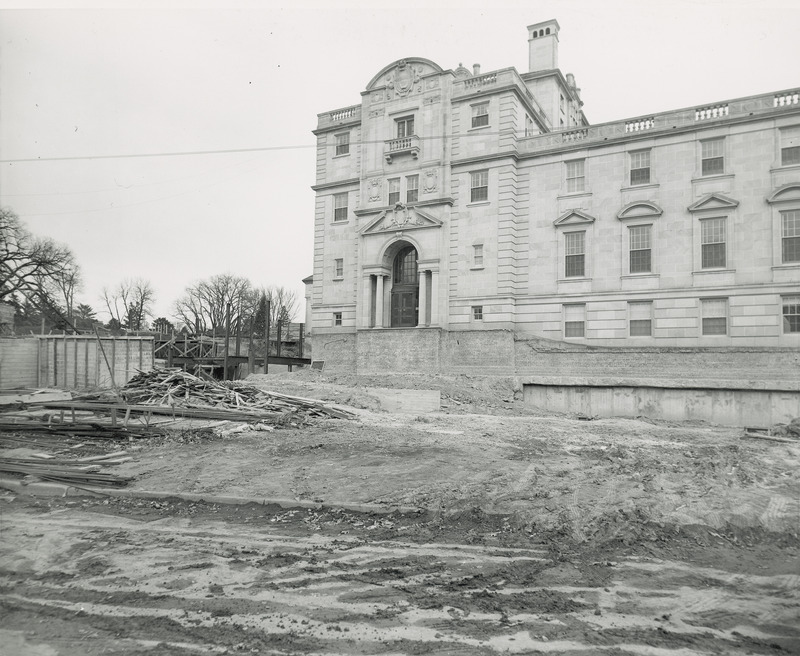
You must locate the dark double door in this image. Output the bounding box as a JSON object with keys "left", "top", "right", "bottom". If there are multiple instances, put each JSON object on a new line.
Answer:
{"left": 391, "top": 288, "right": 417, "bottom": 327}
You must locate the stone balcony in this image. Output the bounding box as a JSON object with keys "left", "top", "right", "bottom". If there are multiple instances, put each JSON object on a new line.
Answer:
{"left": 384, "top": 135, "right": 420, "bottom": 163}
{"left": 315, "top": 104, "right": 361, "bottom": 133}
{"left": 519, "top": 88, "right": 800, "bottom": 155}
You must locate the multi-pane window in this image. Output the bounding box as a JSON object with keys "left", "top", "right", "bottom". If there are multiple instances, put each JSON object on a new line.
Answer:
{"left": 701, "top": 217, "right": 726, "bottom": 268}
{"left": 396, "top": 115, "right": 414, "bottom": 138}
{"left": 701, "top": 139, "right": 724, "bottom": 175}
{"left": 333, "top": 312, "right": 343, "bottom": 327}
{"left": 630, "top": 150, "right": 651, "bottom": 185}
{"left": 783, "top": 295, "right": 800, "bottom": 333}
{"left": 782, "top": 210, "right": 800, "bottom": 263}
{"left": 629, "top": 301, "right": 652, "bottom": 336}
{"left": 388, "top": 178, "right": 400, "bottom": 205}
{"left": 394, "top": 247, "right": 418, "bottom": 284}
{"left": 471, "top": 102, "right": 489, "bottom": 128}
{"left": 334, "top": 258, "right": 343, "bottom": 278}
{"left": 564, "top": 304, "right": 585, "bottom": 337}
{"left": 335, "top": 132, "right": 350, "bottom": 156}
{"left": 781, "top": 127, "right": 800, "bottom": 166}
{"left": 566, "top": 160, "right": 585, "bottom": 193}
{"left": 564, "top": 231, "right": 585, "bottom": 277}
{"left": 473, "top": 244, "right": 484, "bottom": 267}
{"left": 701, "top": 298, "right": 728, "bottom": 335}
{"left": 470, "top": 170, "right": 488, "bottom": 202}
{"left": 472, "top": 306, "right": 483, "bottom": 320}
{"left": 629, "top": 225, "right": 652, "bottom": 273}
{"left": 406, "top": 175, "right": 419, "bottom": 203}
{"left": 333, "top": 193, "right": 348, "bottom": 222}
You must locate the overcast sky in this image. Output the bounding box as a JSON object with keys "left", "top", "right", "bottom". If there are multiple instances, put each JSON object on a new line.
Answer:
{"left": 1, "top": 0, "right": 798, "bottom": 323}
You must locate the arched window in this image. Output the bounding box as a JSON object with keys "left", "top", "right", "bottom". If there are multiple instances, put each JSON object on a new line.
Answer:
{"left": 394, "top": 246, "right": 418, "bottom": 284}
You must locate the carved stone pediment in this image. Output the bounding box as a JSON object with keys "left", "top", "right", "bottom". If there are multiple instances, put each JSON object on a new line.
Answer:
{"left": 553, "top": 209, "right": 596, "bottom": 226}
{"left": 617, "top": 201, "right": 663, "bottom": 220}
{"left": 767, "top": 183, "right": 800, "bottom": 205}
{"left": 360, "top": 203, "right": 442, "bottom": 235}
{"left": 366, "top": 58, "right": 445, "bottom": 95}
{"left": 687, "top": 193, "right": 739, "bottom": 213}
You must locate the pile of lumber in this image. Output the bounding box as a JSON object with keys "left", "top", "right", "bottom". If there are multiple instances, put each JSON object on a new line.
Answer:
{"left": 120, "top": 368, "right": 354, "bottom": 420}
{"left": 0, "top": 451, "right": 134, "bottom": 488}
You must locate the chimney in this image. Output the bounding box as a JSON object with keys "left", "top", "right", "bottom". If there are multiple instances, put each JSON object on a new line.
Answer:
{"left": 527, "top": 19, "right": 560, "bottom": 72}
{"left": 473, "top": 63, "right": 481, "bottom": 76}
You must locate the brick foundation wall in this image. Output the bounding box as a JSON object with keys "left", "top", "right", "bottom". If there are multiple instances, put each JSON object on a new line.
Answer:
{"left": 442, "top": 330, "right": 516, "bottom": 374}
{"left": 355, "top": 328, "right": 441, "bottom": 374}
{"left": 309, "top": 332, "right": 357, "bottom": 372}
{"left": 311, "top": 328, "right": 799, "bottom": 391}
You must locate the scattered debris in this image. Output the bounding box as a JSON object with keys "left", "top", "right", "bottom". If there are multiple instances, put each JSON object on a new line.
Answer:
{"left": 0, "top": 456, "right": 134, "bottom": 488}
{"left": 743, "top": 418, "right": 800, "bottom": 443}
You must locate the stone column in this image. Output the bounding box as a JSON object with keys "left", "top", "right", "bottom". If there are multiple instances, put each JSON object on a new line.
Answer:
{"left": 429, "top": 269, "right": 439, "bottom": 325}
{"left": 417, "top": 269, "right": 428, "bottom": 327}
{"left": 362, "top": 275, "right": 373, "bottom": 328}
{"left": 375, "top": 274, "right": 385, "bottom": 328}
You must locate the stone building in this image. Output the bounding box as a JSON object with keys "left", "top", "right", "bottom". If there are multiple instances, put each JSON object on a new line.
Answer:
{"left": 307, "top": 20, "right": 800, "bottom": 398}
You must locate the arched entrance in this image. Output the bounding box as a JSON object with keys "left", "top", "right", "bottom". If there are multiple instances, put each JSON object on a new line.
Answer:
{"left": 390, "top": 245, "right": 418, "bottom": 327}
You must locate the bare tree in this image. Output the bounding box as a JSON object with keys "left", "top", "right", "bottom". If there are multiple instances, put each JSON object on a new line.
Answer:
{"left": 102, "top": 278, "right": 155, "bottom": 331}
{"left": 1, "top": 208, "right": 78, "bottom": 316}
{"left": 173, "top": 274, "right": 257, "bottom": 336}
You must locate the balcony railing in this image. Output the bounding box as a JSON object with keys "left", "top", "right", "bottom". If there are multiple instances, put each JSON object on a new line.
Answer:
{"left": 315, "top": 104, "right": 361, "bottom": 132}
{"left": 384, "top": 135, "right": 420, "bottom": 163}
{"left": 519, "top": 87, "right": 800, "bottom": 155}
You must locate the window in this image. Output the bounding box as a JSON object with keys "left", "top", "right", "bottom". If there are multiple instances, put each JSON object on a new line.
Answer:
{"left": 630, "top": 150, "right": 651, "bottom": 185}
{"left": 473, "top": 244, "right": 484, "bottom": 267}
{"left": 565, "top": 160, "right": 585, "bottom": 193}
{"left": 629, "top": 225, "right": 652, "bottom": 273}
{"left": 701, "top": 298, "right": 728, "bottom": 335}
{"left": 629, "top": 301, "right": 652, "bottom": 336}
{"left": 394, "top": 247, "right": 418, "bottom": 284}
{"left": 564, "top": 304, "right": 585, "bottom": 337}
{"left": 334, "top": 258, "right": 343, "bottom": 278}
{"left": 782, "top": 210, "right": 800, "bottom": 263}
{"left": 470, "top": 170, "right": 488, "bottom": 202}
{"left": 333, "top": 312, "right": 343, "bottom": 327}
{"left": 701, "top": 139, "right": 724, "bottom": 175}
{"left": 388, "top": 178, "right": 400, "bottom": 205}
{"left": 335, "top": 132, "right": 350, "bottom": 156}
{"left": 396, "top": 115, "right": 414, "bottom": 138}
{"left": 472, "top": 305, "right": 483, "bottom": 320}
{"left": 701, "top": 218, "right": 726, "bottom": 268}
{"left": 406, "top": 175, "right": 419, "bottom": 203}
{"left": 471, "top": 102, "right": 489, "bottom": 128}
{"left": 783, "top": 295, "right": 800, "bottom": 333}
{"left": 564, "top": 231, "right": 585, "bottom": 277}
{"left": 333, "top": 193, "right": 348, "bottom": 222}
{"left": 525, "top": 115, "right": 535, "bottom": 137}
{"left": 781, "top": 127, "right": 800, "bottom": 166}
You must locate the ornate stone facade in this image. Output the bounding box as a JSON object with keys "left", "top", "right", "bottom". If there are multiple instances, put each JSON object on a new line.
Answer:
{"left": 308, "top": 20, "right": 800, "bottom": 373}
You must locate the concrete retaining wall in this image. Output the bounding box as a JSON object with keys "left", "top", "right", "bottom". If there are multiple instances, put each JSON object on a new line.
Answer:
{"left": 0, "top": 336, "right": 154, "bottom": 390}
{"left": 523, "top": 383, "right": 800, "bottom": 427}
{"left": 0, "top": 338, "right": 40, "bottom": 389}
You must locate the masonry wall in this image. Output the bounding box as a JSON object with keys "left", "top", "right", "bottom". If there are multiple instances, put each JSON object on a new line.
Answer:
{"left": 356, "top": 328, "right": 441, "bottom": 374}
{"left": 0, "top": 338, "right": 40, "bottom": 389}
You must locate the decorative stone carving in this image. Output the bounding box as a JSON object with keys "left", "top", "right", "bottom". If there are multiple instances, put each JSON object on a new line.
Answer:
{"left": 423, "top": 169, "right": 438, "bottom": 193}
{"left": 369, "top": 108, "right": 384, "bottom": 118}
{"left": 387, "top": 203, "right": 425, "bottom": 228}
{"left": 424, "top": 95, "right": 441, "bottom": 105}
{"left": 385, "top": 60, "right": 422, "bottom": 98}
{"left": 368, "top": 178, "right": 382, "bottom": 202}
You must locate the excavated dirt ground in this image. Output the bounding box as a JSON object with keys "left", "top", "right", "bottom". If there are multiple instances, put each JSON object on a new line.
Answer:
{"left": 1, "top": 370, "right": 799, "bottom": 655}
